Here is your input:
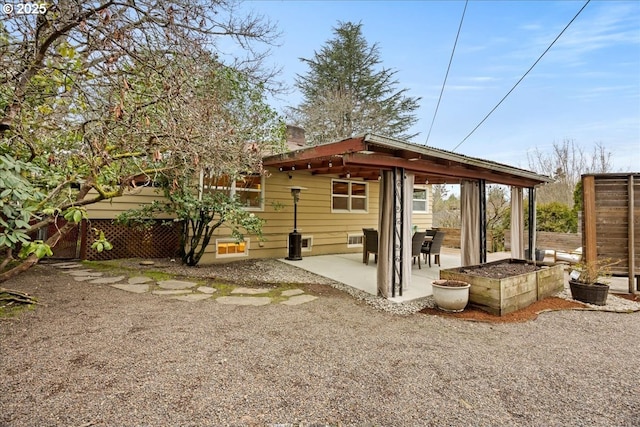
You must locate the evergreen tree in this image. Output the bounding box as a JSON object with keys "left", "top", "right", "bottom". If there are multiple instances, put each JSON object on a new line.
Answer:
{"left": 290, "top": 21, "right": 420, "bottom": 145}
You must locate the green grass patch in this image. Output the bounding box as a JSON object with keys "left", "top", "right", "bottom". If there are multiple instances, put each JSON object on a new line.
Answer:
{"left": 81, "top": 260, "right": 134, "bottom": 272}
{"left": 210, "top": 282, "right": 235, "bottom": 296}
{"left": 143, "top": 270, "right": 175, "bottom": 282}
{"left": 0, "top": 301, "right": 36, "bottom": 318}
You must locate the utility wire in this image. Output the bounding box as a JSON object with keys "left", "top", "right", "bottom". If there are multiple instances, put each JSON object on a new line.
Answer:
{"left": 425, "top": 0, "right": 468, "bottom": 146}
{"left": 451, "top": 0, "right": 591, "bottom": 152}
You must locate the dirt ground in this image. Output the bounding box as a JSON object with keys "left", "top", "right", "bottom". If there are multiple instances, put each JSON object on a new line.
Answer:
{"left": 420, "top": 297, "right": 587, "bottom": 323}
{"left": 2, "top": 262, "right": 640, "bottom": 426}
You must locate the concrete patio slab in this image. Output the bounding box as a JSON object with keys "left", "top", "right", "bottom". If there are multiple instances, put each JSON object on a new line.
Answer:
{"left": 280, "top": 248, "right": 511, "bottom": 303}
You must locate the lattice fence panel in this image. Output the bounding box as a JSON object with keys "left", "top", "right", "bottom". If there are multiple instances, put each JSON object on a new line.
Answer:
{"left": 86, "top": 220, "right": 181, "bottom": 261}
{"left": 13, "top": 218, "right": 80, "bottom": 259}
{"left": 46, "top": 219, "right": 81, "bottom": 259}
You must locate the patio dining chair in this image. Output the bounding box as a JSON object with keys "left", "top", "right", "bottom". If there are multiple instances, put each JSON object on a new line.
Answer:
{"left": 411, "top": 231, "right": 427, "bottom": 269}
{"left": 423, "top": 229, "right": 437, "bottom": 252}
{"left": 421, "top": 230, "right": 445, "bottom": 267}
{"left": 362, "top": 228, "right": 378, "bottom": 265}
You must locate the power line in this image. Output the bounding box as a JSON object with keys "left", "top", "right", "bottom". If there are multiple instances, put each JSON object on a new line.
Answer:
{"left": 451, "top": 0, "right": 591, "bottom": 152}
{"left": 425, "top": 0, "right": 468, "bottom": 146}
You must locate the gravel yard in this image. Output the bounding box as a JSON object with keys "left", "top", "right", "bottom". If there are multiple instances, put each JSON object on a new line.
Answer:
{"left": 1, "top": 261, "right": 639, "bottom": 426}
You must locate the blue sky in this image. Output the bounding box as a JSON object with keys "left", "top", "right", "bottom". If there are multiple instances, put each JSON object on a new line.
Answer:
{"left": 239, "top": 0, "right": 639, "bottom": 172}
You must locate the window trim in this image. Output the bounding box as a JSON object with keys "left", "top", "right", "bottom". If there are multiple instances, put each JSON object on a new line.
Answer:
{"left": 347, "top": 233, "right": 364, "bottom": 248}
{"left": 301, "top": 235, "right": 313, "bottom": 252}
{"left": 412, "top": 185, "right": 429, "bottom": 213}
{"left": 215, "top": 238, "right": 250, "bottom": 258}
{"left": 285, "top": 235, "right": 313, "bottom": 253}
{"left": 200, "top": 171, "right": 265, "bottom": 212}
{"left": 331, "top": 179, "right": 368, "bottom": 213}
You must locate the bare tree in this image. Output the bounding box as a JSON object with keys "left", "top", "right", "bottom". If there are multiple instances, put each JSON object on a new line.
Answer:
{"left": 486, "top": 185, "right": 510, "bottom": 251}
{"left": 527, "top": 139, "right": 613, "bottom": 206}
{"left": 432, "top": 184, "right": 461, "bottom": 228}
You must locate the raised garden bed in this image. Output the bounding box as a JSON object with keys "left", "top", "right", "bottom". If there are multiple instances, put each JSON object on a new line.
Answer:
{"left": 439, "top": 259, "right": 564, "bottom": 316}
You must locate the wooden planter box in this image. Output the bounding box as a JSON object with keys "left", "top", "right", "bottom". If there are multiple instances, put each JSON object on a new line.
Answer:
{"left": 439, "top": 259, "right": 565, "bottom": 316}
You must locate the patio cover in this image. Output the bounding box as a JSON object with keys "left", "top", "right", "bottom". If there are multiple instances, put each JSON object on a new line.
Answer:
{"left": 263, "top": 133, "right": 552, "bottom": 297}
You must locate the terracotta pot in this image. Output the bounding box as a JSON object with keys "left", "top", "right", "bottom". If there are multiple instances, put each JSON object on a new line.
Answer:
{"left": 569, "top": 280, "right": 609, "bottom": 306}
{"left": 432, "top": 280, "right": 470, "bottom": 312}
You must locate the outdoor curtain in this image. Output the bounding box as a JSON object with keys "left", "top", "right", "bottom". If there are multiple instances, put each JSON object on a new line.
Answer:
{"left": 510, "top": 186, "right": 524, "bottom": 259}
{"left": 460, "top": 180, "right": 480, "bottom": 266}
{"left": 377, "top": 169, "right": 413, "bottom": 298}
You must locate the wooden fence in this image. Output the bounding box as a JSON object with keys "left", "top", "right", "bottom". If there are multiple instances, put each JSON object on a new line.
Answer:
{"left": 504, "top": 230, "right": 582, "bottom": 253}
{"left": 582, "top": 173, "right": 639, "bottom": 292}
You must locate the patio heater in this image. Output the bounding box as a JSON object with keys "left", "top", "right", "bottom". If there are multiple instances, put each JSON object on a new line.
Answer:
{"left": 286, "top": 186, "right": 306, "bottom": 260}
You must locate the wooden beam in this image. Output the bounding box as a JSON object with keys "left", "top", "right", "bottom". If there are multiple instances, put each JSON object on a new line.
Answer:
{"left": 343, "top": 153, "right": 540, "bottom": 187}
{"left": 263, "top": 137, "right": 366, "bottom": 167}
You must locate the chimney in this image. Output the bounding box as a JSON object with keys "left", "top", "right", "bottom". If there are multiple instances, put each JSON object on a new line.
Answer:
{"left": 286, "top": 125, "right": 306, "bottom": 150}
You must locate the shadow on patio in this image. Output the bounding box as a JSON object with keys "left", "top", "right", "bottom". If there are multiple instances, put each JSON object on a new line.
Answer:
{"left": 281, "top": 248, "right": 511, "bottom": 303}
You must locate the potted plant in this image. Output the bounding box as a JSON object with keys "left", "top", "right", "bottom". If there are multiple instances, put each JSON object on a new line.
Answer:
{"left": 568, "top": 258, "right": 618, "bottom": 306}
{"left": 431, "top": 279, "right": 471, "bottom": 312}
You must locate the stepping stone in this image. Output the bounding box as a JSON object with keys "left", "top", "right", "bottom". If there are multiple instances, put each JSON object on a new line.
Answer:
{"left": 172, "top": 294, "right": 212, "bottom": 302}
{"left": 231, "top": 287, "right": 271, "bottom": 295}
{"left": 157, "top": 280, "right": 196, "bottom": 290}
{"left": 216, "top": 296, "right": 271, "bottom": 306}
{"left": 128, "top": 276, "right": 153, "bottom": 285}
{"left": 281, "top": 295, "right": 318, "bottom": 306}
{"left": 89, "top": 276, "right": 126, "bottom": 284}
{"left": 55, "top": 263, "right": 83, "bottom": 269}
{"left": 68, "top": 270, "right": 103, "bottom": 277}
{"left": 112, "top": 284, "right": 149, "bottom": 294}
{"left": 152, "top": 290, "right": 192, "bottom": 296}
{"left": 73, "top": 276, "right": 98, "bottom": 282}
{"left": 197, "top": 286, "right": 217, "bottom": 294}
{"left": 139, "top": 261, "right": 155, "bottom": 266}
{"left": 281, "top": 289, "right": 304, "bottom": 297}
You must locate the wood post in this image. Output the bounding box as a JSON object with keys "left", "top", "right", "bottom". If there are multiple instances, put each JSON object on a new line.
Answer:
{"left": 629, "top": 175, "right": 636, "bottom": 294}
{"left": 582, "top": 175, "right": 597, "bottom": 267}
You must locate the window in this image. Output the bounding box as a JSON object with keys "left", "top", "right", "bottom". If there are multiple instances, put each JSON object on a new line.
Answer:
{"left": 201, "top": 172, "right": 264, "bottom": 211}
{"left": 413, "top": 186, "right": 429, "bottom": 213}
{"left": 301, "top": 236, "right": 313, "bottom": 252}
{"left": 216, "top": 238, "right": 249, "bottom": 258}
{"left": 347, "top": 233, "right": 364, "bottom": 247}
{"left": 286, "top": 235, "right": 313, "bottom": 253}
{"left": 332, "top": 180, "right": 368, "bottom": 212}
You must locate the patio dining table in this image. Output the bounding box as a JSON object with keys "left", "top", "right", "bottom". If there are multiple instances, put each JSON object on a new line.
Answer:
{"left": 362, "top": 231, "right": 434, "bottom": 264}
